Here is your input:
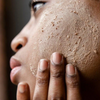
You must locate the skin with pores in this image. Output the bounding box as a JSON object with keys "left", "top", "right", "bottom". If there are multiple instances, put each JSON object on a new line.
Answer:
{"left": 29, "top": 0, "right": 100, "bottom": 81}
{"left": 11, "top": 0, "right": 100, "bottom": 99}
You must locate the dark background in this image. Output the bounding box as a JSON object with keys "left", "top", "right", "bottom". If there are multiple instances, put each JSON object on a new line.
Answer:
{"left": 1, "top": 0, "right": 30, "bottom": 100}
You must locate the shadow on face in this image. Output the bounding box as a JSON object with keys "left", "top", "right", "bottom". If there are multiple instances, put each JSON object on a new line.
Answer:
{"left": 10, "top": 0, "right": 100, "bottom": 99}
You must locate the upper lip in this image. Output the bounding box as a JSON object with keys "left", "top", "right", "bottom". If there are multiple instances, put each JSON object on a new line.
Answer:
{"left": 10, "top": 57, "right": 21, "bottom": 69}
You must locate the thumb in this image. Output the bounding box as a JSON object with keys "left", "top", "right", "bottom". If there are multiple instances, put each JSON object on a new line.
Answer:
{"left": 17, "top": 82, "right": 30, "bottom": 100}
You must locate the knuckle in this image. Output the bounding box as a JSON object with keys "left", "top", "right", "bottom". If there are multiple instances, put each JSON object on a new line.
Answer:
{"left": 33, "top": 96, "right": 41, "bottom": 100}
{"left": 50, "top": 96, "right": 64, "bottom": 100}
{"left": 36, "top": 76, "right": 48, "bottom": 86}
{"left": 67, "top": 78, "right": 79, "bottom": 88}
{"left": 52, "top": 71, "right": 64, "bottom": 78}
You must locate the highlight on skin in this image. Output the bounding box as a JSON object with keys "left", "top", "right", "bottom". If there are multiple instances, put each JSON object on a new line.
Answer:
{"left": 10, "top": 0, "right": 100, "bottom": 99}
{"left": 28, "top": 0, "right": 100, "bottom": 81}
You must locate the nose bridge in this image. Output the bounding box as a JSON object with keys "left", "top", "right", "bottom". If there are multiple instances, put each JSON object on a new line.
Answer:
{"left": 11, "top": 31, "right": 28, "bottom": 52}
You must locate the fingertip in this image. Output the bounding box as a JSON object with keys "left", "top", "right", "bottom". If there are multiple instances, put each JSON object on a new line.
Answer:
{"left": 66, "top": 64, "right": 81, "bottom": 100}
{"left": 66, "top": 64, "right": 77, "bottom": 76}
{"left": 17, "top": 82, "right": 30, "bottom": 100}
{"left": 51, "top": 52, "right": 64, "bottom": 66}
{"left": 18, "top": 82, "right": 28, "bottom": 93}
{"left": 66, "top": 64, "right": 80, "bottom": 88}
{"left": 38, "top": 59, "right": 49, "bottom": 72}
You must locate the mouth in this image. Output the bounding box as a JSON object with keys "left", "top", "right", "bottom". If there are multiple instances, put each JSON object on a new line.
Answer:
{"left": 10, "top": 57, "right": 21, "bottom": 84}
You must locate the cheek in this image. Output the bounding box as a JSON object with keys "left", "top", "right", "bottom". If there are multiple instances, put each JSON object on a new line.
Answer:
{"left": 27, "top": 19, "right": 66, "bottom": 77}
{"left": 26, "top": 35, "right": 40, "bottom": 76}
{"left": 27, "top": 1, "right": 100, "bottom": 81}
{"left": 37, "top": 11, "right": 100, "bottom": 82}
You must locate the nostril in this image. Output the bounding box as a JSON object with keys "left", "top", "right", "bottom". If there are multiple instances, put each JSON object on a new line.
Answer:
{"left": 16, "top": 44, "right": 23, "bottom": 51}
{"left": 11, "top": 37, "right": 27, "bottom": 52}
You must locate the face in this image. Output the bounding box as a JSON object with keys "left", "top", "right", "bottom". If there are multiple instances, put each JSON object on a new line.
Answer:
{"left": 10, "top": 0, "right": 100, "bottom": 99}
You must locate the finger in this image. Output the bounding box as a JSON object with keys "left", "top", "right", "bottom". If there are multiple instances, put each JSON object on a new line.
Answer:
{"left": 48, "top": 52, "right": 65, "bottom": 100}
{"left": 33, "top": 59, "right": 50, "bottom": 100}
{"left": 66, "top": 64, "right": 81, "bottom": 100}
{"left": 17, "top": 82, "right": 30, "bottom": 100}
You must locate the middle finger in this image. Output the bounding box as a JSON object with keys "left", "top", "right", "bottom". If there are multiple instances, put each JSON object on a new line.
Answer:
{"left": 48, "top": 52, "right": 66, "bottom": 100}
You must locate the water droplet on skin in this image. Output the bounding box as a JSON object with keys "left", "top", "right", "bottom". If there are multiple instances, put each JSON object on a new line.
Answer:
{"left": 56, "top": 33, "right": 59, "bottom": 36}
{"left": 51, "top": 22, "right": 55, "bottom": 26}
{"left": 51, "top": 33, "right": 53, "bottom": 36}
{"left": 47, "top": 36, "right": 50, "bottom": 39}
{"left": 88, "top": 25, "right": 91, "bottom": 27}
{"left": 94, "top": 50, "right": 98, "bottom": 54}
{"left": 73, "top": 11, "right": 78, "bottom": 15}
{"left": 60, "top": 17, "right": 63, "bottom": 20}
{"left": 45, "top": 14, "right": 48, "bottom": 16}
{"left": 68, "top": 49, "right": 71, "bottom": 51}
{"left": 75, "top": 42, "right": 77, "bottom": 44}
{"left": 59, "top": 43, "right": 61, "bottom": 46}
{"left": 41, "top": 28, "right": 44, "bottom": 32}
{"left": 84, "top": 27, "right": 86, "bottom": 30}
{"left": 71, "top": 10, "right": 73, "bottom": 13}
{"left": 87, "top": 20, "right": 89, "bottom": 23}
{"left": 68, "top": 43, "right": 71, "bottom": 46}
{"left": 78, "top": 36, "right": 81, "bottom": 39}
{"left": 54, "top": 16, "right": 57, "bottom": 20}
{"left": 91, "top": 26, "right": 93, "bottom": 29}
{"left": 42, "top": 30, "right": 44, "bottom": 32}
{"left": 75, "top": 33, "right": 78, "bottom": 35}
{"left": 43, "top": 49, "right": 46, "bottom": 52}
{"left": 94, "top": 37, "right": 97, "bottom": 40}
{"left": 50, "top": 12, "right": 53, "bottom": 14}
{"left": 30, "top": 65, "right": 37, "bottom": 77}
{"left": 90, "top": 30, "right": 92, "bottom": 33}
{"left": 73, "top": 60, "right": 76, "bottom": 63}
{"left": 39, "top": 40, "right": 42, "bottom": 44}
{"left": 58, "top": 36, "right": 61, "bottom": 39}
{"left": 82, "top": 45, "right": 84, "bottom": 47}
{"left": 67, "top": 35, "right": 70, "bottom": 39}
{"left": 88, "top": 14, "right": 92, "bottom": 17}
{"left": 51, "top": 35, "right": 54, "bottom": 38}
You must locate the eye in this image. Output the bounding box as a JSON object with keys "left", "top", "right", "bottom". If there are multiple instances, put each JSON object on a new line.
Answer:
{"left": 31, "top": 1, "right": 46, "bottom": 13}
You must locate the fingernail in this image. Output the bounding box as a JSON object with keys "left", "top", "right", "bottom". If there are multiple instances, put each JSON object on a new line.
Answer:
{"left": 18, "top": 83, "right": 27, "bottom": 93}
{"left": 67, "top": 64, "right": 76, "bottom": 75}
{"left": 52, "top": 52, "right": 63, "bottom": 65}
{"left": 39, "top": 59, "right": 48, "bottom": 71}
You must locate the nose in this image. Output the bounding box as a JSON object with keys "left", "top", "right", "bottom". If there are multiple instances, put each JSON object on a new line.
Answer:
{"left": 11, "top": 36, "right": 27, "bottom": 52}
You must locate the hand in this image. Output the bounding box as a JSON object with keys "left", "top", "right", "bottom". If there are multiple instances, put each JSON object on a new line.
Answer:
{"left": 17, "top": 52, "right": 81, "bottom": 100}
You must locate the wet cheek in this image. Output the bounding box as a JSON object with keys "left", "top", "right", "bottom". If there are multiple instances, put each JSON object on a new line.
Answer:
{"left": 27, "top": 26, "right": 64, "bottom": 77}
{"left": 27, "top": 1, "right": 100, "bottom": 80}
{"left": 26, "top": 36, "right": 40, "bottom": 77}
{"left": 37, "top": 21, "right": 66, "bottom": 58}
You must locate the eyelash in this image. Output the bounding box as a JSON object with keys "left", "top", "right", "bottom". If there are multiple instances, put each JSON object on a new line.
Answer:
{"left": 29, "top": 1, "right": 46, "bottom": 13}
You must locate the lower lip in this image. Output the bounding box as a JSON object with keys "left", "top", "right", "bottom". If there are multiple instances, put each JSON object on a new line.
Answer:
{"left": 10, "top": 67, "right": 21, "bottom": 83}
